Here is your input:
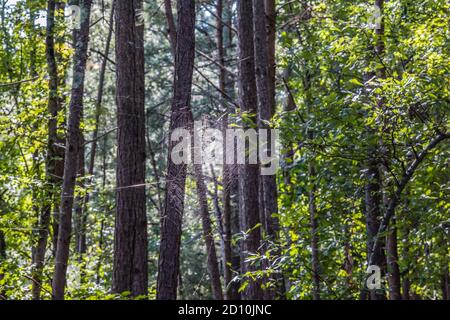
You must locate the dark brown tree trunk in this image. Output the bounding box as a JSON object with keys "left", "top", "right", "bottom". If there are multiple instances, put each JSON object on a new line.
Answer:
{"left": 402, "top": 277, "right": 410, "bottom": 300}
{"left": 364, "top": 156, "right": 386, "bottom": 300}
{"left": 164, "top": 0, "right": 177, "bottom": 57}
{"left": 52, "top": 0, "right": 92, "bottom": 300}
{"left": 157, "top": 0, "right": 196, "bottom": 300}
{"left": 236, "top": 0, "right": 263, "bottom": 300}
{"left": 253, "top": 0, "right": 278, "bottom": 238}
{"left": 364, "top": 0, "right": 387, "bottom": 301}
{"left": 164, "top": 0, "right": 223, "bottom": 300}
{"left": 32, "top": 0, "right": 60, "bottom": 300}
{"left": 386, "top": 219, "right": 402, "bottom": 300}
{"left": 112, "top": 0, "right": 148, "bottom": 297}
{"left": 74, "top": 133, "right": 86, "bottom": 261}
{"left": 252, "top": 0, "right": 281, "bottom": 300}
{"left": 442, "top": 269, "right": 449, "bottom": 300}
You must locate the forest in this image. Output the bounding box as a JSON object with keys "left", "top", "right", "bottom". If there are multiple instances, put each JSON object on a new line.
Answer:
{"left": 0, "top": 0, "right": 448, "bottom": 301}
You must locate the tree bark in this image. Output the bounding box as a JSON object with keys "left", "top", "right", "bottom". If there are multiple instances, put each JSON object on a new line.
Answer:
{"left": 193, "top": 162, "right": 224, "bottom": 300}
{"left": 52, "top": 0, "right": 92, "bottom": 300}
{"left": 32, "top": 0, "right": 60, "bottom": 300}
{"left": 164, "top": 0, "right": 177, "bottom": 57}
{"left": 237, "top": 0, "right": 263, "bottom": 300}
{"left": 112, "top": 0, "right": 148, "bottom": 297}
{"left": 364, "top": 154, "right": 386, "bottom": 300}
{"left": 309, "top": 162, "right": 321, "bottom": 300}
{"left": 79, "top": 0, "right": 115, "bottom": 265}
{"left": 157, "top": 0, "right": 196, "bottom": 300}
{"left": 363, "top": 0, "right": 387, "bottom": 301}
{"left": 386, "top": 218, "right": 402, "bottom": 299}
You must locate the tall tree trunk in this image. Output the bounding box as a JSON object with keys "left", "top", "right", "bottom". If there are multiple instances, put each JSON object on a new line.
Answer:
{"left": 364, "top": 0, "right": 387, "bottom": 300}
{"left": 157, "top": 0, "right": 196, "bottom": 300}
{"left": 442, "top": 269, "right": 450, "bottom": 300}
{"left": 364, "top": 156, "right": 386, "bottom": 300}
{"left": 164, "top": 0, "right": 177, "bottom": 57}
{"left": 164, "top": 0, "right": 224, "bottom": 300}
{"left": 252, "top": 0, "right": 281, "bottom": 300}
{"left": 32, "top": 0, "right": 60, "bottom": 300}
{"left": 78, "top": 0, "right": 115, "bottom": 282}
{"left": 261, "top": 0, "right": 279, "bottom": 241}
{"left": 74, "top": 132, "right": 86, "bottom": 262}
{"left": 52, "top": 0, "right": 92, "bottom": 300}
{"left": 216, "top": 0, "right": 239, "bottom": 300}
{"left": 309, "top": 161, "right": 321, "bottom": 300}
{"left": 112, "top": 0, "right": 148, "bottom": 297}
{"left": 236, "top": 0, "right": 263, "bottom": 300}
{"left": 386, "top": 218, "right": 402, "bottom": 299}
{"left": 193, "top": 162, "right": 224, "bottom": 300}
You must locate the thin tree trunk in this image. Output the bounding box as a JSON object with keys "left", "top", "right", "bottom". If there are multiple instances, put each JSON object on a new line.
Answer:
{"left": 52, "top": 0, "right": 92, "bottom": 300}
{"left": 386, "top": 218, "right": 402, "bottom": 300}
{"left": 164, "top": 0, "right": 177, "bottom": 57}
{"left": 309, "top": 161, "right": 321, "bottom": 300}
{"left": 157, "top": 0, "right": 196, "bottom": 300}
{"left": 193, "top": 162, "right": 224, "bottom": 300}
{"left": 237, "top": 0, "right": 263, "bottom": 300}
{"left": 78, "top": 0, "right": 115, "bottom": 274}
{"left": 95, "top": 135, "right": 109, "bottom": 285}
{"left": 364, "top": 155, "right": 386, "bottom": 300}
{"left": 74, "top": 133, "right": 85, "bottom": 261}
{"left": 363, "top": 0, "right": 387, "bottom": 301}
{"left": 216, "top": 0, "right": 237, "bottom": 300}
{"left": 252, "top": 0, "right": 280, "bottom": 299}
{"left": 112, "top": 0, "right": 148, "bottom": 297}
{"left": 31, "top": 0, "right": 60, "bottom": 300}
{"left": 442, "top": 269, "right": 449, "bottom": 300}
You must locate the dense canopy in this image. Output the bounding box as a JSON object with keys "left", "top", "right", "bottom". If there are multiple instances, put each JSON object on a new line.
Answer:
{"left": 0, "top": 0, "right": 448, "bottom": 300}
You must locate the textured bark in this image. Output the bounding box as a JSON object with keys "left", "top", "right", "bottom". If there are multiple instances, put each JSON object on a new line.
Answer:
{"left": 164, "top": 0, "right": 177, "bottom": 57}
{"left": 265, "top": 0, "right": 276, "bottom": 119}
{"left": 52, "top": 0, "right": 92, "bottom": 300}
{"left": 253, "top": 0, "right": 281, "bottom": 299}
{"left": 237, "top": 0, "right": 263, "bottom": 300}
{"left": 32, "top": 0, "right": 60, "bottom": 300}
{"left": 112, "top": 0, "right": 148, "bottom": 297}
{"left": 364, "top": 155, "right": 386, "bottom": 300}
{"left": 164, "top": 0, "right": 223, "bottom": 300}
{"left": 157, "top": 0, "right": 196, "bottom": 300}
{"left": 363, "top": 0, "right": 387, "bottom": 301}
{"left": 193, "top": 163, "right": 224, "bottom": 300}
{"left": 253, "top": 0, "right": 278, "bottom": 239}
{"left": 386, "top": 219, "right": 401, "bottom": 300}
